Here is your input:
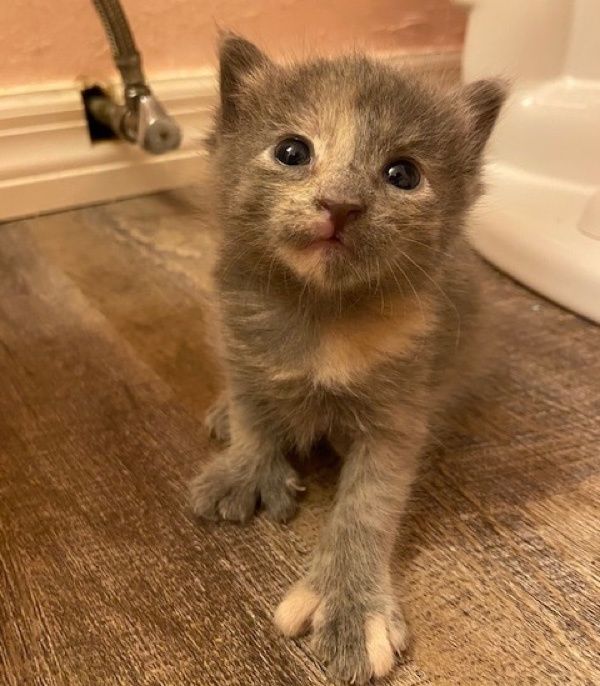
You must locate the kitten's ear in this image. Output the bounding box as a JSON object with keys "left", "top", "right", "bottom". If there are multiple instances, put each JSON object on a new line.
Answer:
{"left": 462, "top": 79, "right": 507, "bottom": 157}
{"left": 218, "top": 33, "right": 271, "bottom": 125}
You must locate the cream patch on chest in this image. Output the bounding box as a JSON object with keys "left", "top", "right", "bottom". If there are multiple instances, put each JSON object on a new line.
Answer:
{"left": 311, "top": 296, "right": 436, "bottom": 387}
{"left": 268, "top": 296, "right": 436, "bottom": 387}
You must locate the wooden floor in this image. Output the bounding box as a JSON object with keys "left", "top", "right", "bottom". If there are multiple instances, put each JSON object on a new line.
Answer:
{"left": 1, "top": 188, "right": 598, "bottom": 686}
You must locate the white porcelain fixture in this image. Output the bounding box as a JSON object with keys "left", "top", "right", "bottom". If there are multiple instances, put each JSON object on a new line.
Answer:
{"left": 457, "top": 0, "right": 600, "bottom": 323}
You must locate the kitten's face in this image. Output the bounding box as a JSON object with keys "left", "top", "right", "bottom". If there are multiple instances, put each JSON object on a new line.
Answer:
{"left": 213, "top": 37, "right": 504, "bottom": 293}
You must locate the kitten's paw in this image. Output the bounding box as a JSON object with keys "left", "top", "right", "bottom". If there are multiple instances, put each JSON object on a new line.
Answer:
{"left": 258, "top": 458, "right": 304, "bottom": 523}
{"left": 189, "top": 453, "right": 301, "bottom": 524}
{"left": 204, "top": 397, "right": 230, "bottom": 442}
{"left": 189, "top": 458, "right": 255, "bottom": 523}
{"left": 274, "top": 582, "right": 407, "bottom": 684}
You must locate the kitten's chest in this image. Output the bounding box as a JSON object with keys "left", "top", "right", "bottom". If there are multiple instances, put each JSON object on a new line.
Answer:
{"left": 228, "top": 293, "right": 435, "bottom": 390}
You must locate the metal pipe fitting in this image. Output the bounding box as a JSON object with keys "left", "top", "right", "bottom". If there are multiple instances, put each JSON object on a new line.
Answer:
{"left": 89, "top": 0, "right": 181, "bottom": 154}
{"left": 87, "top": 87, "right": 182, "bottom": 154}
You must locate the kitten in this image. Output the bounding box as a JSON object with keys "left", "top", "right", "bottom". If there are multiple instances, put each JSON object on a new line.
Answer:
{"left": 190, "top": 34, "right": 504, "bottom": 683}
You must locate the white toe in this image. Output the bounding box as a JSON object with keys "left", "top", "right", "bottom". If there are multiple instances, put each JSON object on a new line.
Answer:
{"left": 365, "top": 613, "right": 395, "bottom": 678}
{"left": 274, "top": 582, "right": 321, "bottom": 637}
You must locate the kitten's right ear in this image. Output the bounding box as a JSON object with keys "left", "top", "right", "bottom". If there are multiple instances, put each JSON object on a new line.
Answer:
{"left": 218, "top": 33, "right": 271, "bottom": 125}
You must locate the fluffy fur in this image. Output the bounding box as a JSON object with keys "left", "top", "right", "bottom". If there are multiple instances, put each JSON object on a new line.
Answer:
{"left": 191, "top": 35, "right": 505, "bottom": 683}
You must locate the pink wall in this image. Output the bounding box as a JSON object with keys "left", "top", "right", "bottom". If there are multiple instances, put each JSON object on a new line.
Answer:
{"left": 0, "top": 0, "right": 466, "bottom": 89}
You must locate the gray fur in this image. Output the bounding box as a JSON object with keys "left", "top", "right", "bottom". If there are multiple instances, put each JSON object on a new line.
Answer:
{"left": 190, "top": 34, "right": 504, "bottom": 683}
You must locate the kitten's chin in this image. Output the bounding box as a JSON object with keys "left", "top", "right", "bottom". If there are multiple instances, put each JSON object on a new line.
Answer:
{"left": 276, "top": 242, "right": 358, "bottom": 290}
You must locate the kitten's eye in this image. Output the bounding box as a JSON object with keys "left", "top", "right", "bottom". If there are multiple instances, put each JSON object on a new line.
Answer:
{"left": 274, "top": 138, "right": 311, "bottom": 166}
{"left": 384, "top": 159, "right": 421, "bottom": 190}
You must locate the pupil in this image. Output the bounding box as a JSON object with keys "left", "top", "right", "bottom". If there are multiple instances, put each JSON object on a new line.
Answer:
{"left": 386, "top": 160, "right": 420, "bottom": 190}
{"left": 275, "top": 138, "right": 310, "bottom": 166}
{"left": 285, "top": 145, "right": 301, "bottom": 163}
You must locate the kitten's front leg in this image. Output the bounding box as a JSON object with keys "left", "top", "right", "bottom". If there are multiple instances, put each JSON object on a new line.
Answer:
{"left": 190, "top": 399, "right": 301, "bottom": 523}
{"left": 275, "top": 426, "right": 425, "bottom": 683}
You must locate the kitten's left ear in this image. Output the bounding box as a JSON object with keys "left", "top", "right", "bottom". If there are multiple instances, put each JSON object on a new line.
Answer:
{"left": 462, "top": 79, "right": 507, "bottom": 156}
{"left": 218, "top": 33, "right": 272, "bottom": 125}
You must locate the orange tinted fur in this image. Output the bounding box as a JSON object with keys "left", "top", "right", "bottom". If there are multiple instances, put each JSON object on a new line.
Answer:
{"left": 314, "top": 295, "right": 436, "bottom": 386}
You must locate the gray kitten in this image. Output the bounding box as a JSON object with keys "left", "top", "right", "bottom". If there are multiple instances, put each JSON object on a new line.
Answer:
{"left": 190, "top": 35, "right": 504, "bottom": 683}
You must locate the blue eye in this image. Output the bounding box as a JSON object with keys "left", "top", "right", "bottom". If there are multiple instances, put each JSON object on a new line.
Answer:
{"left": 385, "top": 159, "right": 421, "bottom": 190}
{"left": 274, "top": 138, "right": 311, "bottom": 166}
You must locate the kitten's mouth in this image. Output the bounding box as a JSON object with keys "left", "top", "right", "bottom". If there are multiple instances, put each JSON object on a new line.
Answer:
{"left": 307, "top": 235, "right": 345, "bottom": 250}
{"left": 277, "top": 227, "right": 356, "bottom": 287}
{"left": 279, "top": 218, "right": 352, "bottom": 273}
{"left": 303, "top": 217, "right": 347, "bottom": 251}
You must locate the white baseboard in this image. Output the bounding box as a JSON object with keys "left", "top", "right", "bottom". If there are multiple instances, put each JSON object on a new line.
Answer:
{"left": 0, "top": 52, "right": 460, "bottom": 223}
{"left": 0, "top": 72, "right": 216, "bottom": 222}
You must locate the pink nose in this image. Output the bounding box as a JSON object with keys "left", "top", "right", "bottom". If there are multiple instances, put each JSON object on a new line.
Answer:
{"left": 318, "top": 198, "right": 365, "bottom": 232}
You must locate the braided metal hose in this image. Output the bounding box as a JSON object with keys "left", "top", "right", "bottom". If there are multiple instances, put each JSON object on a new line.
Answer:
{"left": 89, "top": 0, "right": 181, "bottom": 154}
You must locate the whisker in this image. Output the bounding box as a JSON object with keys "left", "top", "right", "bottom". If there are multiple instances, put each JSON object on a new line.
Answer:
{"left": 396, "top": 235, "right": 453, "bottom": 258}
{"left": 297, "top": 271, "right": 312, "bottom": 317}
{"left": 400, "top": 251, "right": 462, "bottom": 348}
{"left": 392, "top": 258, "right": 427, "bottom": 331}
{"left": 250, "top": 248, "right": 273, "bottom": 290}
{"left": 376, "top": 257, "right": 386, "bottom": 315}
{"left": 266, "top": 252, "right": 278, "bottom": 296}
{"left": 364, "top": 253, "right": 374, "bottom": 297}
{"left": 384, "top": 257, "right": 407, "bottom": 300}
{"left": 220, "top": 241, "right": 256, "bottom": 280}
